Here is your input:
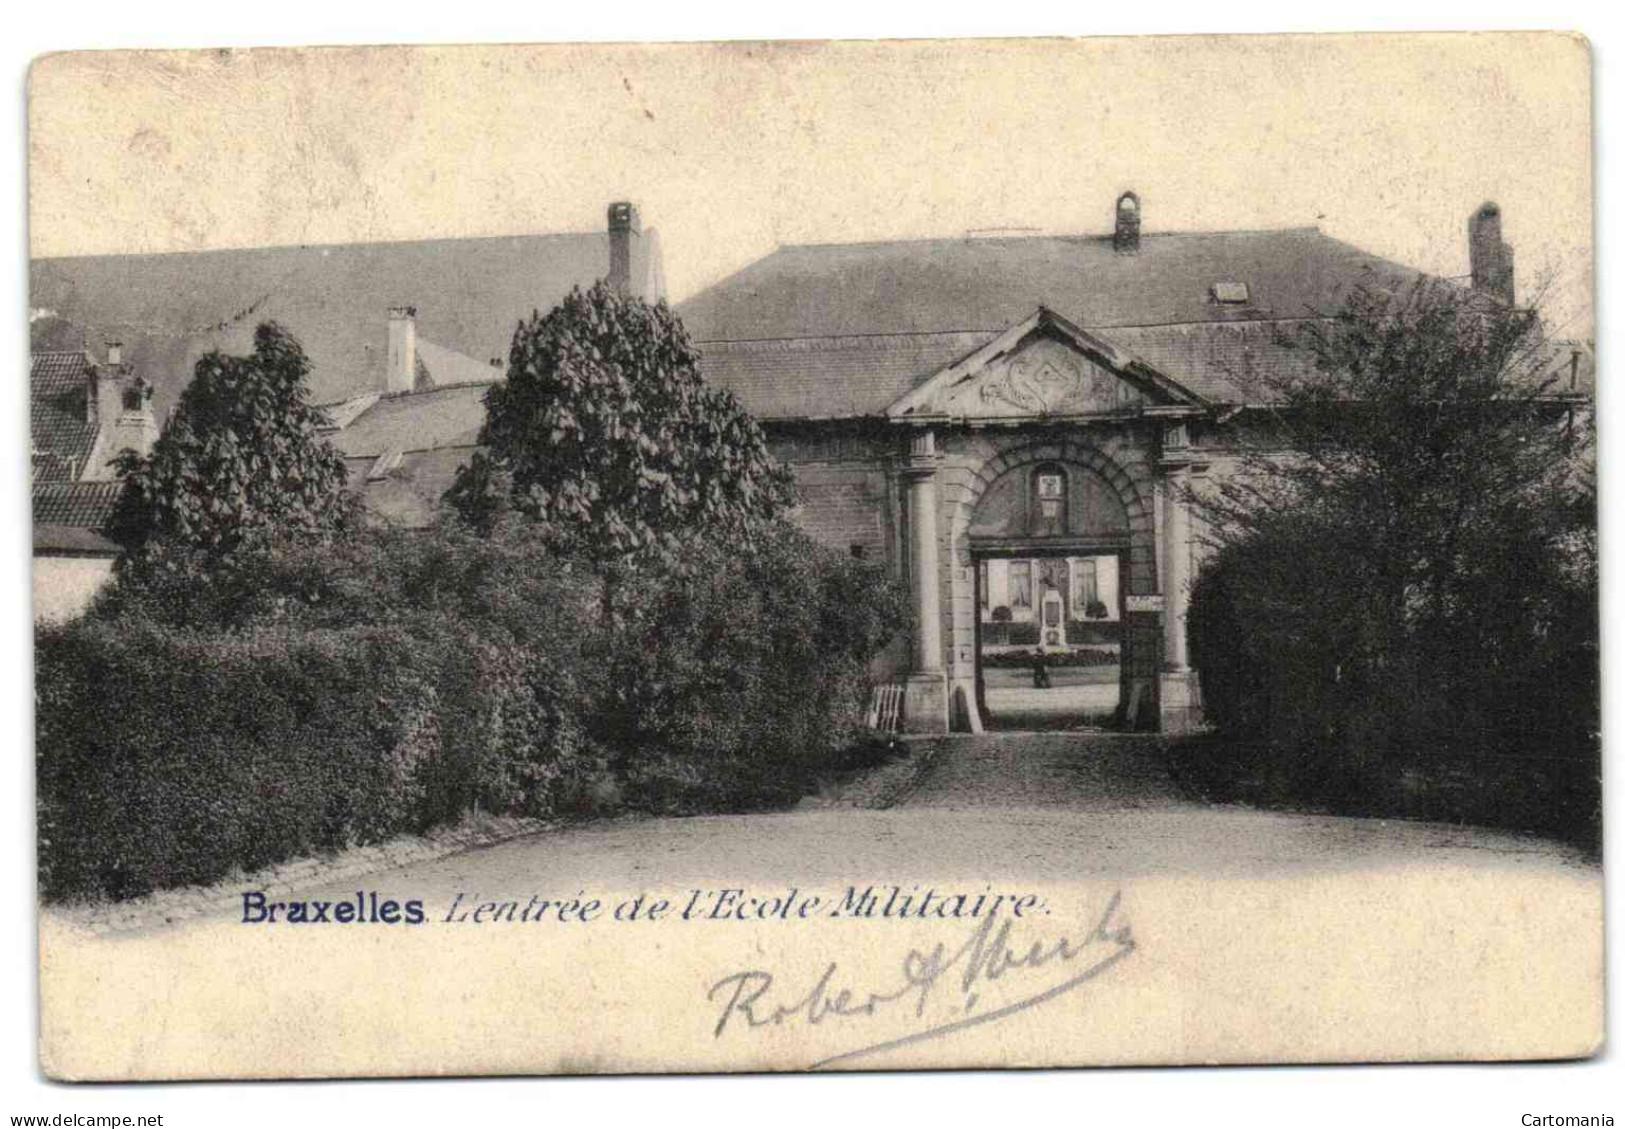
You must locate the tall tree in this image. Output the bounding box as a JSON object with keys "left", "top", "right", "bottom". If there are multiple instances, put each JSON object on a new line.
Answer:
{"left": 1204, "top": 279, "right": 1582, "bottom": 639}
{"left": 451, "top": 281, "right": 794, "bottom": 566}
{"left": 1192, "top": 278, "right": 1593, "bottom": 755}
{"left": 106, "top": 322, "right": 358, "bottom": 568}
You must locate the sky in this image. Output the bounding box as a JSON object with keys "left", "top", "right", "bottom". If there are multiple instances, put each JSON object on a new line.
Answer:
{"left": 28, "top": 33, "right": 1594, "bottom": 337}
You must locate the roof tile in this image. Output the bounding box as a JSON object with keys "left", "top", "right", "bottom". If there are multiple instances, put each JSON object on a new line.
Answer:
{"left": 31, "top": 228, "right": 664, "bottom": 419}
{"left": 30, "top": 351, "right": 97, "bottom": 483}
{"left": 678, "top": 228, "right": 1420, "bottom": 342}
{"left": 32, "top": 481, "right": 122, "bottom": 529}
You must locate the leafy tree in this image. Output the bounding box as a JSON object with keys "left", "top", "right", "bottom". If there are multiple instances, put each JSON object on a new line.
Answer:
{"left": 1191, "top": 278, "right": 1595, "bottom": 803}
{"left": 450, "top": 282, "right": 795, "bottom": 568}
{"left": 106, "top": 322, "right": 358, "bottom": 570}
{"left": 1203, "top": 279, "right": 1584, "bottom": 653}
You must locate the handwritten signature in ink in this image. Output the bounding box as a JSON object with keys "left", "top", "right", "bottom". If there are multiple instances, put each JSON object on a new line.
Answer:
{"left": 706, "top": 891, "right": 1135, "bottom": 1069}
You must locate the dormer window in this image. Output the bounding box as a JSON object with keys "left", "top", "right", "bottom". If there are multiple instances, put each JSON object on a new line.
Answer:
{"left": 1210, "top": 282, "right": 1251, "bottom": 305}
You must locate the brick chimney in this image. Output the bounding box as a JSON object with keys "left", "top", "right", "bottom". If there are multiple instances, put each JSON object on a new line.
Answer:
{"left": 1468, "top": 202, "right": 1515, "bottom": 305}
{"left": 82, "top": 344, "right": 157, "bottom": 480}
{"left": 607, "top": 201, "right": 641, "bottom": 297}
{"left": 1113, "top": 192, "right": 1141, "bottom": 254}
{"left": 85, "top": 343, "right": 124, "bottom": 431}
{"left": 386, "top": 306, "right": 417, "bottom": 394}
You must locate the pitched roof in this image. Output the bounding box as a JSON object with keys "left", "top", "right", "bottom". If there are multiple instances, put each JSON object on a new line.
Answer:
{"left": 33, "top": 523, "right": 120, "bottom": 555}
{"left": 678, "top": 227, "right": 1429, "bottom": 419}
{"left": 1101, "top": 321, "right": 1321, "bottom": 404}
{"left": 418, "top": 339, "right": 504, "bottom": 388}
{"left": 699, "top": 332, "right": 993, "bottom": 421}
{"left": 30, "top": 227, "right": 664, "bottom": 419}
{"left": 342, "top": 447, "right": 471, "bottom": 529}
{"left": 322, "top": 381, "right": 495, "bottom": 460}
{"left": 30, "top": 350, "right": 97, "bottom": 483}
{"left": 32, "top": 482, "right": 122, "bottom": 530}
{"left": 679, "top": 227, "right": 1420, "bottom": 342}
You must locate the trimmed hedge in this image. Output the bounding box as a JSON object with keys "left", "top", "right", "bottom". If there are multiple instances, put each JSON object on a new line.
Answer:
{"left": 1187, "top": 519, "right": 1600, "bottom": 849}
{"left": 979, "top": 647, "right": 1119, "bottom": 669}
{"left": 39, "top": 520, "right": 910, "bottom": 900}
{"left": 36, "top": 615, "right": 595, "bottom": 901}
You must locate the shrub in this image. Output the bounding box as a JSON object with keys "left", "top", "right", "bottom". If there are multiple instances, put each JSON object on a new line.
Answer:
{"left": 1187, "top": 512, "right": 1600, "bottom": 849}
{"left": 40, "top": 521, "right": 609, "bottom": 900}
{"left": 1008, "top": 622, "right": 1040, "bottom": 646}
{"left": 979, "top": 647, "right": 1118, "bottom": 670}
{"left": 41, "top": 517, "right": 913, "bottom": 898}
{"left": 602, "top": 522, "right": 909, "bottom": 806}
{"left": 41, "top": 621, "right": 409, "bottom": 898}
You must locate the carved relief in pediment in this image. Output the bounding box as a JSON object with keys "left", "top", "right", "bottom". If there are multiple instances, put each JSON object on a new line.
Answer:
{"left": 947, "top": 337, "right": 1144, "bottom": 418}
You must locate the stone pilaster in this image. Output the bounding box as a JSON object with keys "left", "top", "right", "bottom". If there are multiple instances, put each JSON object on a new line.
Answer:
{"left": 900, "top": 429, "right": 948, "bottom": 733}
{"left": 1158, "top": 421, "right": 1202, "bottom": 731}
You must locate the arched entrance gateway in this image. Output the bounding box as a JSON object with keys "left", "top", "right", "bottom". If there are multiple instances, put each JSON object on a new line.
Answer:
{"left": 885, "top": 308, "right": 1206, "bottom": 735}
{"left": 961, "top": 446, "right": 1151, "bottom": 731}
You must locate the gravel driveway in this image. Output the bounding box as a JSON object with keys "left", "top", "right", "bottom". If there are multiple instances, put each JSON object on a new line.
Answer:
{"left": 43, "top": 731, "right": 1601, "bottom": 1079}
{"left": 207, "top": 732, "right": 1594, "bottom": 902}
{"left": 906, "top": 733, "right": 1184, "bottom": 811}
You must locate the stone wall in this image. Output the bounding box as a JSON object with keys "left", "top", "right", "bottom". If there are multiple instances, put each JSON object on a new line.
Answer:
{"left": 768, "top": 426, "right": 908, "bottom": 681}
{"left": 767, "top": 421, "right": 1186, "bottom": 731}
{"left": 34, "top": 555, "right": 115, "bottom": 622}
{"left": 767, "top": 428, "right": 898, "bottom": 568}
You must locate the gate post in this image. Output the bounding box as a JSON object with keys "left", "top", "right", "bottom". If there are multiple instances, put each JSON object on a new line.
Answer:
{"left": 901, "top": 429, "right": 948, "bottom": 733}
{"left": 1158, "top": 423, "right": 1203, "bottom": 732}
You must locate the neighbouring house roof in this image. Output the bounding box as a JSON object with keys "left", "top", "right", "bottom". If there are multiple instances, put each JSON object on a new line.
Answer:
{"left": 30, "top": 226, "right": 665, "bottom": 419}
{"left": 338, "top": 448, "right": 473, "bottom": 530}
{"left": 322, "top": 381, "right": 496, "bottom": 460}
{"left": 678, "top": 227, "right": 1431, "bottom": 419}
{"left": 315, "top": 376, "right": 499, "bottom": 527}
{"left": 33, "top": 223, "right": 657, "bottom": 535}
{"left": 1539, "top": 340, "right": 1597, "bottom": 398}
{"left": 33, "top": 522, "right": 120, "bottom": 556}
{"left": 418, "top": 340, "right": 504, "bottom": 389}
{"left": 33, "top": 482, "right": 122, "bottom": 531}
{"left": 30, "top": 350, "right": 98, "bottom": 484}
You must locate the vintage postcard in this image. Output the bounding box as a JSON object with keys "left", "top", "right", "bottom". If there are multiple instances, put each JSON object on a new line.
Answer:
{"left": 28, "top": 33, "right": 1600, "bottom": 1080}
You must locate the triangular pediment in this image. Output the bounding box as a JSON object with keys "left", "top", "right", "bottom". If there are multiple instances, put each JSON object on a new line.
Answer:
{"left": 886, "top": 307, "right": 1209, "bottom": 421}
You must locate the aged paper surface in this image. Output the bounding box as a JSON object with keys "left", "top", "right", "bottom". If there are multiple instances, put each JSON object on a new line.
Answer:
{"left": 29, "top": 34, "right": 1600, "bottom": 1080}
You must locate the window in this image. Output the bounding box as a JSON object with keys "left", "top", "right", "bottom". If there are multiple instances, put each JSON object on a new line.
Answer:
{"left": 979, "top": 560, "right": 989, "bottom": 608}
{"left": 1009, "top": 561, "right": 1032, "bottom": 610}
{"left": 1210, "top": 281, "right": 1251, "bottom": 305}
{"left": 1075, "top": 559, "right": 1098, "bottom": 608}
{"left": 121, "top": 377, "right": 151, "bottom": 413}
{"left": 1030, "top": 464, "right": 1068, "bottom": 536}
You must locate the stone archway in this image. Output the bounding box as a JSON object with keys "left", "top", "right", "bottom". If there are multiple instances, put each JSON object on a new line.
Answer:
{"left": 943, "top": 438, "right": 1160, "bottom": 732}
